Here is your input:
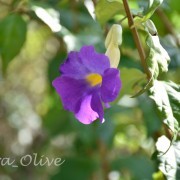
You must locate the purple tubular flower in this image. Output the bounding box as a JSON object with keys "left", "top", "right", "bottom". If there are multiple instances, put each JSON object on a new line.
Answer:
{"left": 52, "top": 46, "right": 121, "bottom": 124}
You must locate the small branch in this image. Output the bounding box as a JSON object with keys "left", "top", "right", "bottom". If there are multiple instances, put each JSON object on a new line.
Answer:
{"left": 122, "top": 0, "right": 151, "bottom": 79}
{"left": 163, "top": 124, "right": 173, "bottom": 140}
{"left": 119, "top": 15, "right": 127, "bottom": 23}
{"left": 156, "top": 9, "right": 174, "bottom": 34}
{"left": 156, "top": 8, "right": 180, "bottom": 46}
{"left": 92, "top": 0, "right": 97, "bottom": 6}
{"left": 97, "top": 139, "right": 109, "bottom": 180}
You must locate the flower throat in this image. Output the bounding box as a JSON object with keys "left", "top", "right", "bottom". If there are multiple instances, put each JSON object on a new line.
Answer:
{"left": 86, "top": 73, "right": 102, "bottom": 86}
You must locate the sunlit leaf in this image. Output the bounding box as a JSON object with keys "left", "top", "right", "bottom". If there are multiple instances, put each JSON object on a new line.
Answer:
{"left": 164, "top": 81, "right": 180, "bottom": 122}
{"left": 155, "top": 136, "right": 180, "bottom": 179}
{"left": 149, "top": 80, "right": 179, "bottom": 138}
{"left": 131, "top": 17, "right": 171, "bottom": 98}
{"left": 30, "top": 2, "right": 61, "bottom": 32}
{"left": 146, "top": 34, "right": 170, "bottom": 80}
{"left": 0, "top": 14, "right": 27, "bottom": 72}
{"left": 131, "top": 23, "right": 171, "bottom": 97}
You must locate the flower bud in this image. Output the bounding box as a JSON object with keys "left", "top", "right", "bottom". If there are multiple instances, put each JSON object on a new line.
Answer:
{"left": 105, "top": 24, "right": 122, "bottom": 48}
{"left": 105, "top": 43, "right": 120, "bottom": 68}
{"left": 105, "top": 24, "right": 122, "bottom": 68}
{"left": 144, "top": 19, "right": 157, "bottom": 36}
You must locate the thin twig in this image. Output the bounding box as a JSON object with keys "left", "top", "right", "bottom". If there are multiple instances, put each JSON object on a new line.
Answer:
{"left": 119, "top": 15, "right": 127, "bottom": 23}
{"left": 156, "top": 8, "right": 180, "bottom": 46}
{"left": 122, "top": 0, "right": 151, "bottom": 79}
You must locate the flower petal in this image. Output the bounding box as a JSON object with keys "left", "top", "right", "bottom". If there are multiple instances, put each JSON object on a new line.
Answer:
{"left": 60, "top": 46, "right": 111, "bottom": 79}
{"left": 60, "top": 51, "right": 89, "bottom": 79}
{"left": 75, "top": 94, "right": 99, "bottom": 124}
{"left": 52, "top": 76, "right": 88, "bottom": 112}
{"left": 101, "top": 68, "right": 121, "bottom": 102}
{"left": 91, "top": 92, "right": 104, "bottom": 123}
{"left": 79, "top": 46, "right": 110, "bottom": 75}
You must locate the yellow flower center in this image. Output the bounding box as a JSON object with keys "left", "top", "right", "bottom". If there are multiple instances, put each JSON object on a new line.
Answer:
{"left": 86, "top": 73, "right": 102, "bottom": 87}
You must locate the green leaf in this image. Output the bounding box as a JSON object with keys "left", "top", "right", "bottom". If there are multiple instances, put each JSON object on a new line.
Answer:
{"left": 131, "top": 77, "right": 153, "bottom": 97}
{"left": 107, "top": 0, "right": 122, "bottom": 2}
{"left": 139, "top": 95, "right": 162, "bottom": 137}
{"left": 164, "top": 81, "right": 180, "bottom": 122}
{"left": 155, "top": 136, "right": 180, "bottom": 179}
{"left": 133, "top": 0, "right": 163, "bottom": 26}
{"left": 51, "top": 156, "right": 97, "bottom": 180}
{"left": 170, "top": 0, "right": 180, "bottom": 12}
{"left": 130, "top": 27, "right": 171, "bottom": 98}
{"left": 149, "top": 80, "right": 179, "bottom": 138}
{"left": 95, "top": 0, "right": 124, "bottom": 25}
{"left": 146, "top": 33, "right": 170, "bottom": 80}
{"left": 112, "top": 155, "right": 155, "bottom": 180}
{"left": 118, "top": 68, "right": 147, "bottom": 98}
{"left": 0, "top": 14, "right": 27, "bottom": 72}
{"left": 113, "top": 67, "right": 147, "bottom": 102}
{"left": 142, "top": 0, "right": 164, "bottom": 21}
{"left": 153, "top": 170, "right": 165, "bottom": 180}
{"left": 43, "top": 100, "right": 71, "bottom": 137}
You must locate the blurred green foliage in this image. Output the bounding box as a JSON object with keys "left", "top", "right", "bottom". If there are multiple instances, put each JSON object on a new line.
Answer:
{"left": 0, "top": 0, "right": 179, "bottom": 180}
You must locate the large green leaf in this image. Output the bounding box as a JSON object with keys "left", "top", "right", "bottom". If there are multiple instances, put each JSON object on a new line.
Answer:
{"left": 0, "top": 14, "right": 27, "bottom": 72}
{"left": 149, "top": 80, "right": 179, "bottom": 138}
{"left": 155, "top": 136, "right": 180, "bottom": 179}
{"left": 118, "top": 68, "right": 147, "bottom": 98}
{"left": 95, "top": 0, "right": 125, "bottom": 25}
{"left": 132, "top": 20, "right": 171, "bottom": 97}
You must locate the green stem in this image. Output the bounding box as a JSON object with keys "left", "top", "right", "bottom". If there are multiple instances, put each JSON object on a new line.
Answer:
{"left": 122, "top": 0, "right": 151, "bottom": 79}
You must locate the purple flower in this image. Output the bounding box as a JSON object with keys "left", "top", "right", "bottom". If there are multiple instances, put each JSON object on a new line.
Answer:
{"left": 52, "top": 46, "right": 121, "bottom": 124}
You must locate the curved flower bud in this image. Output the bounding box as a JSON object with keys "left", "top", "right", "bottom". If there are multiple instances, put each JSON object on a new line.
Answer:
{"left": 105, "top": 24, "right": 122, "bottom": 47}
{"left": 105, "top": 43, "right": 120, "bottom": 68}
{"left": 144, "top": 19, "right": 157, "bottom": 36}
{"left": 105, "top": 24, "right": 122, "bottom": 68}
